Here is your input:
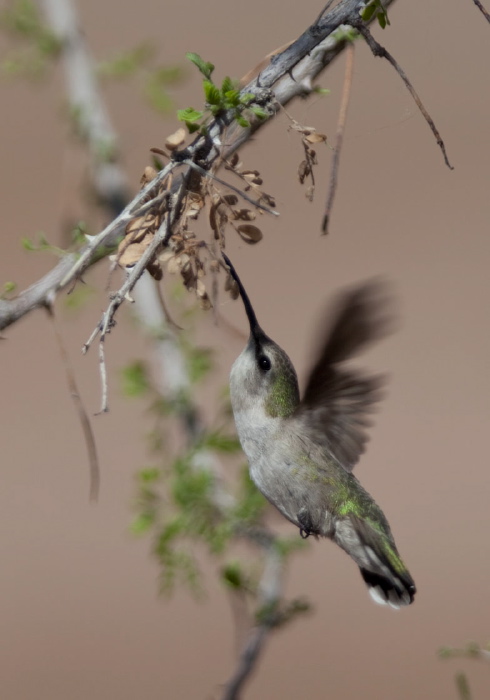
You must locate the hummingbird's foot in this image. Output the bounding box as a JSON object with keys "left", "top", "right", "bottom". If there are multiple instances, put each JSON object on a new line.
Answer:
{"left": 297, "top": 507, "right": 314, "bottom": 539}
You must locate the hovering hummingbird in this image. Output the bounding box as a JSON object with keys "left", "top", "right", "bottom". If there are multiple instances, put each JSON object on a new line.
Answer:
{"left": 223, "top": 253, "right": 416, "bottom": 608}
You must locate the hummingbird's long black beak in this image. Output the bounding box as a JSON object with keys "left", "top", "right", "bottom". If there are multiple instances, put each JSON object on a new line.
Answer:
{"left": 222, "top": 253, "right": 262, "bottom": 339}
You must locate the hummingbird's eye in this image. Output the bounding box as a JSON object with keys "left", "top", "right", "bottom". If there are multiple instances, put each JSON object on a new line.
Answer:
{"left": 258, "top": 355, "right": 271, "bottom": 371}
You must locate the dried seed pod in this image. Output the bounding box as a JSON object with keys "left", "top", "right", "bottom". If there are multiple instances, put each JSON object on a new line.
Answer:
{"left": 166, "top": 256, "right": 180, "bottom": 275}
{"left": 165, "top": 127, "right": 186, "bottom": 151}
{"left": 261, "top": 193, "right": 276, "bottom": 208}
{"left": 141, "top": 166, "right": 158, "bottom": 186}
{"left": 236, "top": 224, "right": 263, "bottom": 244}
{"left": 148, "top": 260, "right": 163, "bottom": 281}
{"left": 209, "top": 201, "right": 228, "bottom": 241}
{"left": 298, "top": 160, "right": 310, "bottom": 184}
{"left": 243, "top": 173, "right": 263, "bottom": 186}
{"left": 125, "top": 216, "right": 148, "bottom": 242}
{"left": 304, "top": 131, "right": 327, "bottom": 144}
{"left": 225, "top": 272, "right": 240, "bottom": 300}
{"left": 118, "top": 241, "right": 147, "bottom": 268}
{"left": 233, "top": 209, "right": 256, "bottom": 221}
{"left": 196, "top": 278, "right": 210, "bottom": 302}
{"left": 185, "top": 194, "right": 204, "bottom": 220}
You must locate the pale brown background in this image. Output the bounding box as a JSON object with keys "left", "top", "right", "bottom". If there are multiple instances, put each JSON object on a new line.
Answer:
{"left": 1, "top": 1, "right": 489, "bottom": 698}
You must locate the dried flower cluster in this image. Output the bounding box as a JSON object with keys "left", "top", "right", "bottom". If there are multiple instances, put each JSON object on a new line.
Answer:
{"left": 111, "top": 131, "right": 278, "bottom": 311}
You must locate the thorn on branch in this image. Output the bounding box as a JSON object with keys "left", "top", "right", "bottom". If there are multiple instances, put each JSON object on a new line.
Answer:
{"left": 353, "top": 21, "right": 454, "bottom": 171}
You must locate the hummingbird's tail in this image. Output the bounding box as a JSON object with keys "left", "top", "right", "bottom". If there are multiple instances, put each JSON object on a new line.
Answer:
{"left": 335, "top": 516, "right": 416, "bottom": 608}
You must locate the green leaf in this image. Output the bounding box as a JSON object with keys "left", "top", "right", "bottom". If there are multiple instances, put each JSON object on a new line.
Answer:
{"left": 360, "top": 3, "right": 376, "bottom": 21}
{"left": 240, "top": 92, "right": 255, "bottom": 105}
{"left": 221, "top": 76, "right": 236, "bottom": 93}
{"left": 235, "top": 114, "right": 250, "bottom": 128}
{"left": 185, "top": 52, "right": 214, "bottom": 80}
{"left": 224, "top": 90, "right": 240, "bottom": 108}
{"left": 21, "top": 237, "right": 35, "bottom": 251}
{"left": 203, "top": 80, "right": 221, "bottom": 106}
{"left": 177, "top": 107, "right": 204, "bottom": 123}
{"left": 249, "top": 105, "right": 268, "bottom": 119}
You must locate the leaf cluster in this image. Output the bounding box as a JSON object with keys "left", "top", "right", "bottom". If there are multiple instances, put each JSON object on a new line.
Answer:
{"left": 177, "top": 53, "right": 268, "bottom": 134}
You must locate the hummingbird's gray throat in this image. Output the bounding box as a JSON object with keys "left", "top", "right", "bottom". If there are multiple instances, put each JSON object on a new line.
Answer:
{"left": 223, "top": 252, "right": 416, "bottom": 608}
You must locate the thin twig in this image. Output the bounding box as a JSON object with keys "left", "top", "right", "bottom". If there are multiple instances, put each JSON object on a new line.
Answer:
{"left": 96, "top": 321, "right": 109, "bottom": 414}
{"left": 353, "top": 21, "right": 454, "bottom": 170}
{"left": 47, "top": 303, "right": 100, "bottom": 500}
{"left": 314, "top": 0, "right": 338, "bottom": 23}
{"left": 322, "top": 41, "right": 355, "bottom": 233}
{"left": 472, "top": 0, "right": 490, "bottom": 22}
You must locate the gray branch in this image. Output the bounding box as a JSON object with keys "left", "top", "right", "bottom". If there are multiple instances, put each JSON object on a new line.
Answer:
{"left": 0, "top": 0, "right": 399, "bottom": 332}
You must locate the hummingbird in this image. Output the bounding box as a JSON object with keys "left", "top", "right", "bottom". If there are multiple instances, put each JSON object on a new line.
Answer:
{"left": 223, "top": 253, "right": 416, "bottom": 608}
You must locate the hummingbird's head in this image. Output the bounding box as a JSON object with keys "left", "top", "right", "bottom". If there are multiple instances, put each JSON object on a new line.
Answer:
{"left": 223, "top": 253, "right": 300, "bottom": 418}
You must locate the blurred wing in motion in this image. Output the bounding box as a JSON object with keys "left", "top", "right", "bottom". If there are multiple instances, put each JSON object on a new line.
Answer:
{"left": 296, "top": 280, "right": 394, "bottom": 471}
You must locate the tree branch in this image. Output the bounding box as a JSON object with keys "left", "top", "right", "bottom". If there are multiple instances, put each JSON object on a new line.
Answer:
{"left": 0, "top": 0, "right": 399, "bottom": 332}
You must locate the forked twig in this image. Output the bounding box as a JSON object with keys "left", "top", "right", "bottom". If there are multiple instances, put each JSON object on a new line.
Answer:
{"left": 322, "top": 40, "right": 355, "bottom": 233}
{"left": 353, "top": 22, "right": 454, "bottom": 170}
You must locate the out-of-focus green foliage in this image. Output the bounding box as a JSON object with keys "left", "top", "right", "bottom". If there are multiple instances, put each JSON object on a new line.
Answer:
{"left": 98, "top": 43, "right": 184, "bottom": 115}
{"left": 0, "top": 0, "right": 62, "bottom": 79}
{"left": 439, "top": 640, "right": 490, "bottom": 700}
{"left": 126, "top": 332, "right": 310, "bottom": 631}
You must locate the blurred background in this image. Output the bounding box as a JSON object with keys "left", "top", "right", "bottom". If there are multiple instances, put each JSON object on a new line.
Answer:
{"left": 1, "top": 0, "right": 489, "bottom": 698}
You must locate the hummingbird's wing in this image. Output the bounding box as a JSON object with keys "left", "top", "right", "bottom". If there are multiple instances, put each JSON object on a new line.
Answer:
{"left": 297, "top": 280, "right": 393, "bottom": 472}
